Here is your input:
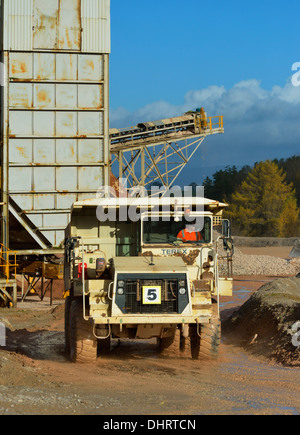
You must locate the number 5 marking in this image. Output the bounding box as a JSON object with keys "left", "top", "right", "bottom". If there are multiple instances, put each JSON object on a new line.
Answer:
{"left": 143, "top": 286, "right": 161, "bottom": 304}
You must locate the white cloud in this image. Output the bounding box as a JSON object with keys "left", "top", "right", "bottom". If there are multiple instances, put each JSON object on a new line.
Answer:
{"left": 110, "top": 77, "right": 300, "bottom": 169}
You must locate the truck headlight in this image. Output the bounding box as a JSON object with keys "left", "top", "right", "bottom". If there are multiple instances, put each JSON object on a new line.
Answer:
{"left": 118, "top": 280, "right": 125, "bottom": 288}
{"left": 117, "top": 288, "right": 124, "bottom": 295}
{"left": 179, "top": 280, "right": 186, "bottom": 287}
{"left": 179, "top": 288, "right": 186, "bottom": 295}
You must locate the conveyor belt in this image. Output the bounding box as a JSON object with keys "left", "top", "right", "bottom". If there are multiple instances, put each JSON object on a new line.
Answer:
{"left": 110, "top": 111, "right": 224, "bottom": 152}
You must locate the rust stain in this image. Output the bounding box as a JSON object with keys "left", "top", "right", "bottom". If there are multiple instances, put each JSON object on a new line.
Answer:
{"left": 66, "top": 28, "right": 72, "bottom": 49}
{"left": 76, "top": 29, "right": 81, "bottom": 49}
{"left": 37, "top": 90, "right": 50, "bottom": 104}
{"left": 11, "top": 62, "right": 27, "bottom": 76}
{"left": 87, "top": 61, "right": 95, "bottom": 71}
{"left": 16, "top": 147, "right": 27, "bottom": 158}
{"left": 173, "top": 249, "right": 200, "bottom": 266}
{"left": 193, "top": 281, "right": 211, "bottom": 292}
{"left": 201, "top": 271, "right": 214, "bottom": 280}
{"left": 11, "top": 96, "right": 30, "bottom": 108}
{"left": 11, "top": 78, "right": 35, "bottom": 84}
{"left": 192, "top": 304, "right": 212, "bottom": 310}
{"left": 62, "top": 114, "right": 74, "bottom": 128}
{"left": 93, "top": 95, "right": 103, "bottom": 110}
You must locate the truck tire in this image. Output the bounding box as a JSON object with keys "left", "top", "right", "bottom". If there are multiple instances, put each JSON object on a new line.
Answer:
{"left": 157, "top": 328, "right": 180, "bottom": 357}
{"left": 190, "top": 305, "right": 221, "bottom": 360}
{"left": 64, "top": 296, "right": 71, "bottom": 356}
{"left": 69, "top": 299, "right": 97, "bottom": 363}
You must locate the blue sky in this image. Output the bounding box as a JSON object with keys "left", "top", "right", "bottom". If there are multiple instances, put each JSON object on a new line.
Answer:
{"left": 109, "top": 0, "right": 300, "bottom": 183}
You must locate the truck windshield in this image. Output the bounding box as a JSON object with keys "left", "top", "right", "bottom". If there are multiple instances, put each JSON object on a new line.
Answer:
{"left": 143, "top": 216, "right": 211, "bottom": 245}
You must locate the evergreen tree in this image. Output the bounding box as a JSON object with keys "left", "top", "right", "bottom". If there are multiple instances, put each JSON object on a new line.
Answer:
{"left": 203, "top": 165, "right": 250, "bottom": 202}
{"left": 226, "top": 160, "right": 300, "bottom": 237}
{"left": 275, "top": 155, "right": 300, "bottom": 207}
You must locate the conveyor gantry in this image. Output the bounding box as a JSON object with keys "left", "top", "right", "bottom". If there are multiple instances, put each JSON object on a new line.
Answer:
{"left": 109, "top": 109, "right": 224, "bottom": 189}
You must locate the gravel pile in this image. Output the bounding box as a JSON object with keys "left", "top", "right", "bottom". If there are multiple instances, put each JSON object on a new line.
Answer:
{"left": 218, "top": 247, "right": 300, "bottom": 276}
{"left": 223, "top": 277, "right": 300, "bottom": 366}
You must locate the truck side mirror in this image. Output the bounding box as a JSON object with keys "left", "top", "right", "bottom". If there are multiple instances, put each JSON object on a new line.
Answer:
{"left": 222, "top": 220, "right": 231, "bottom": 238}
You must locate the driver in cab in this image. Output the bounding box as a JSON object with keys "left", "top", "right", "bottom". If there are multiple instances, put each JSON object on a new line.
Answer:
{"left": 177, "top": 224, "right": 203, "bottom": 243}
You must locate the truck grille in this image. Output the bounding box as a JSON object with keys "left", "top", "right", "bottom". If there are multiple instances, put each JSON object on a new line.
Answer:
{"left": 125, "top": 279, "right": 178, "bottom": 314}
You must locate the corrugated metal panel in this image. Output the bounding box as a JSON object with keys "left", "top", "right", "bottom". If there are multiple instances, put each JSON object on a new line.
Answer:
{"left": 33, "top": 0, "right": 81, "bottom": 51}
{"left": 3, "top": 0, "right": 111, "bottom": 54}
{"left": 58, "top": 0, "right": 81, "bottom": 50}
{"left": 3, "top": 0, "right": 33, "bottom": 51}
{"left": 81, "top": 0, "right": 111, "bottom": 53}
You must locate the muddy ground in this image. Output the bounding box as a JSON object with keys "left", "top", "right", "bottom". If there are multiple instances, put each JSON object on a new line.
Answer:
{"left": 1, "top": 247, "right": 300, "bottom": 415}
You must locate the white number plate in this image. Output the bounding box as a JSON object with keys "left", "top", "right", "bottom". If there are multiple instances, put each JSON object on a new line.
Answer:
{"left": 142, "top": 286, "right": 161, "bottom": 305}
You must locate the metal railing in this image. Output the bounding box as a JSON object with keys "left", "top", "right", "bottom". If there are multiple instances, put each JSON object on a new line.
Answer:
{"left": 194, "top": 114, "right": 224, "bottom": 133}
{"left": 0, "top": 243, "right": 18, "bottom": 282}
{"left": 208, "top": 115, "right": 224, "bottom": 132}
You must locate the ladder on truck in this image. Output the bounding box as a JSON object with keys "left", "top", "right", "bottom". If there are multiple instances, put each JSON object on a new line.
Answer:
{"left": 110, "top": 109, "right": 224, "bottom": 190}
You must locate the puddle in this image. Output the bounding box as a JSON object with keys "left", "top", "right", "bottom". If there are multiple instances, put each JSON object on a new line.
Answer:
{"left": 220, "top": 286, "right": 252, "bottom": 310}
{"left": 5, "top": 330, "right": 66, "bottom": 362}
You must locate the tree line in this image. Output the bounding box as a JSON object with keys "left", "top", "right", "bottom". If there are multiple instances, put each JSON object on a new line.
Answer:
{"left": 202, "top": 155, "right": 300, "bottom": 237}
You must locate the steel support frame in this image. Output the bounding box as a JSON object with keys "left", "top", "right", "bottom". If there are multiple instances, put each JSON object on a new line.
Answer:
{"left": 21, "top": 273, "right": 54, "bottom": 306}
{"left": 111, "top": 136, "right": 206, "bottom": 191}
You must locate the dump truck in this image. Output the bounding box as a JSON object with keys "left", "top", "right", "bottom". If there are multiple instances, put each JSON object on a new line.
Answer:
{"left": 64, "top": 195, "right": 233, "bottom": 363}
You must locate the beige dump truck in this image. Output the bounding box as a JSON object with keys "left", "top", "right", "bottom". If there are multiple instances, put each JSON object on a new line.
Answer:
{"left": 64, "top": 196, "right": 233, "bottom": 363}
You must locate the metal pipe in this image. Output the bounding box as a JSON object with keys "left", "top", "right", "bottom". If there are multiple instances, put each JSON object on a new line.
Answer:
{"left": 81, "top": 237, "right": 90, "bottom": 321}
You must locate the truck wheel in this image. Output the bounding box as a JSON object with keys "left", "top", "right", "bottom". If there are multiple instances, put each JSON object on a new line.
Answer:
{"left": 64, "top": 296, "right": 71, "bottom": 356}
{"left": 190, "top": 305, "right": 221, "bottom": 360}
{"left": 69, "top": 299, "right": 97, "bottom": 363}
{"left": 157, "top": 328, "right": 180, "bottom": 357}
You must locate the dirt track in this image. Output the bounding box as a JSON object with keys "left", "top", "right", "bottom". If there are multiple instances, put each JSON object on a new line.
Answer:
{"left": 1, "top": 271, "right": 300, "bottom": 415}
{"left": 1, "top": 241, "right": 300, "bottom": 416}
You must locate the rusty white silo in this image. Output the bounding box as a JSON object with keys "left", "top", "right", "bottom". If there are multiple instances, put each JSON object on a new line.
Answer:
{"left": 1, "top": 0, "right": 111, "bottom": 250}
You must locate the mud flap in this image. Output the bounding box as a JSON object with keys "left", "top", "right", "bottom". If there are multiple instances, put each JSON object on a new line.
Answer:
{"left": 218, "top": 277, "right": 233, "bottom": 296}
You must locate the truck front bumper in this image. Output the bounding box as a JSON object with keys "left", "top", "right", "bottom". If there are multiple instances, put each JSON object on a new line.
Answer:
{"left": 93, "top": 314, "right": 211, "bottom": 326}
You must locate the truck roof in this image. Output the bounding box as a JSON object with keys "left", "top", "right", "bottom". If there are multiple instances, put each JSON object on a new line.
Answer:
{"left": 71, "top": 196, "right": 228, "bottom": 213}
